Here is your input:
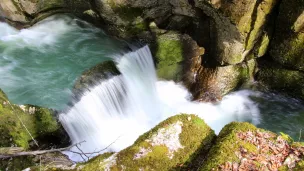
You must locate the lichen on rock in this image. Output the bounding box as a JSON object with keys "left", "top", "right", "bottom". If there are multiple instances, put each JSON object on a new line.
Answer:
{"left": 80, "top": 114, "right": 216, "bottom": 170}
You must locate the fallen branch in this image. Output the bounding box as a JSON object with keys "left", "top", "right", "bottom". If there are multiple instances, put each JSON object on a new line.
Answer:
{"left": 67, "top": 135, "right": 122, "bottom": 161}
{"left": 0, "top": 141, "right": 85, "bottom": 159}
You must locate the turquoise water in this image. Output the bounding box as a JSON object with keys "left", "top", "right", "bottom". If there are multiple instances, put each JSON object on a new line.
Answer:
{"left": 0, "top": 15, "right": 303, "bottom": 142}
{"left": 0, "top": 15, "right": 126, "bottom": 110}
{"left": 249, "top": 91, "right": 304, "bottom": 140}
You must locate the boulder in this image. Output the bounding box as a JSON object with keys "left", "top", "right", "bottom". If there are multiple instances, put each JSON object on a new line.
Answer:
{"left": 0, "top": 89, "right": 70, "bottom": 171}
{"left": 192, "top": 59, "right": 256, "bottom": 101}
{"left": 0, "top": 0, "right": 92, "bottom": 28}
{"left": 60, "top": 114, "right": 216, "bottom": 170}
{"left": 193, "top": 0, "right": 278, "bottom": 65}
{"left": 0, "top": 152, "right": 73, "bottom": 171}
{"left": 200, "top": 122, "right": 304, "bottom": 170}
{"left": 0, "top": 89, "right": 67, "bottom": 149}
{"left": 269, "top": 0, "right": 304, "bottom": 71}
{"left": 94, "top": 0, "right": 151, "bottom": 38}
{"left": 0, "top": 0, "right": 28, "bottom": 23}
{"left": 151, "top": 31, "right": 204, "bottom": 82}
{"left": 73, "top": 60, "right": 120, "bottom": 97}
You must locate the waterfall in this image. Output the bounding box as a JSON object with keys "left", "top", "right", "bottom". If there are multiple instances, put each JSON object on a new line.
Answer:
{"left": 59, "top": 46, "right": 260, "bottom": 161}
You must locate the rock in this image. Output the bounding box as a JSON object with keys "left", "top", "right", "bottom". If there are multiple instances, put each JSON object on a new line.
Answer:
{"left": 78, "top": 114, "right": 215, "bottom": 170}
{"left": 151, "top": 31, "right": 204, "bottom": 82}
{"left": 0, "top": 89, "right": 68, "bottom": 149}
{"left": 200, "top": 122, "right": 304, "bottom": 171}
{"left": 192, "top": 59, "right": 256, "bottom": 101}
{"left": 94, "top": 0, "right": 150, "bottom": 38}
{"left": 0, "top": 89, "right": 70, "bottom": 171}
{"left": 1, "top": 151, "right": 73, "bottom": 171}
{"left": 193, "top": 0, "right": 278, "bottom": 65}
{"left": 73, "top": 60, "right": 120, "bottom": 97}
{"left": 269, "top": 0, "right": 304, "bottom": 71}
{"left": 0, "top": 0, "right": 92, "bottom": 28}
{"left": 256, "top": 62, "right": 304, "bottom": 100}
{"left": 295, "top": 160, "right": 304, "bottom": 170}
{"left": 0, "top": 0, "right": 28, "bottom": 28}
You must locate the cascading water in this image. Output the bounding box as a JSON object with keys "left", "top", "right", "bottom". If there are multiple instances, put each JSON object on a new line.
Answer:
{"left": 1, "top": 14, "right": 303, "bottom": 162}
{"left": 59, "top": 46, "right": 260, "bottom": 161}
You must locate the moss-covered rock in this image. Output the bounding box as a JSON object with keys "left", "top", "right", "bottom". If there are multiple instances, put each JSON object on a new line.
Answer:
{"left": 151, "top": 31, "right": 204, "bottom": 82}
{"left": 94, "top": 0, "right": 150, "bottom": 38}
{"left": 200, "top": 122, "right": 304, "bottom": 170}
{"left": 73, "top": 60, "right": 120, "bottom": 97}
{"left": 270, "top": 0, "right": 304, "bottom": 71}
{"left": 0, "top": 89, "right": 70, "bottom": 170}
{"left": 79, "top": 114, "right": 215, "bottom": 170}
{"left": 295, "top": 160, "right": 304, "bottom": 170}
{"left": 0, "top": 89, "right": 65, "bottom": 149}
{"left": 193, "top": 0, "right": 278, "bottom": 65}
{"left": 256, "top": 64, "right": 304, "bottom": 100}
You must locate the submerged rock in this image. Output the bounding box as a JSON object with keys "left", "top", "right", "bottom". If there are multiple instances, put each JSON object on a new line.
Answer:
{"left": 200, "top": 122, "right": 304, "bottom": 171}
{"left": 73, "top": 60, "right": 120, "bottom": 97}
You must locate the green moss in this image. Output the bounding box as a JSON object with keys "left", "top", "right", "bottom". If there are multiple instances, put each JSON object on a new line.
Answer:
{"left": 245, "top": 0, "right": 276, "bottom": 51}
{"left": 257, "top": 34, "right": 270, "bottom": 57}
{"left": 278, "top": 165, "right": 289, "bottom": 171}
{"left": 0, "top": 103, "right": 3, "bottom": 112}
{"left": 200, "top": 122, "right": 270, "bottom": 170}
{"left": 0, "top": 89, "right": 61, "bottom": 149}
{"left": 270, "top": 0, "right": 304, "bottom": 71}
{"left": 295, "top": 160, "right": 304, "bottom": 170}
{"left": 257, "top": 67, "right": 304, "bottom": 99}
{"left": 28, "top": 105, "right": 59, "bottom": 136}
{"left": 106, "top": 0, "right": 148, "bottom": 36}
{"left": 278, "top": 34, "right": 304, "bottom": 70}
{"left": 280, "top": 132, "right": 294, "bottom": 144}
{"left": 157, "top": 63, "right": 182, "bottom": 81}
{"left": 0, "top": 156, "right": 36, "bottom": 171}
{"left": 0, "top": 102, "right": 36, "bottom": 148}
{"left": 155, "top": 33, "right": 184, "bottom": 81}
{"left": 108, "top": 0, "right": 142, "bottom": 22}
{"left": 82, "top": 114, "right": 215, "bottom": 170}
{"left": 81, "top": 152, "right": 115, "bottom": 171}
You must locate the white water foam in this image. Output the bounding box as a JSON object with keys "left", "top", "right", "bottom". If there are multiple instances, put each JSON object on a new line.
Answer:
{"left": 0, "top": 15, "right": 75, "bottom": 47}
{"left": 59, "top": 46, "right": 260, "bottom": 161}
